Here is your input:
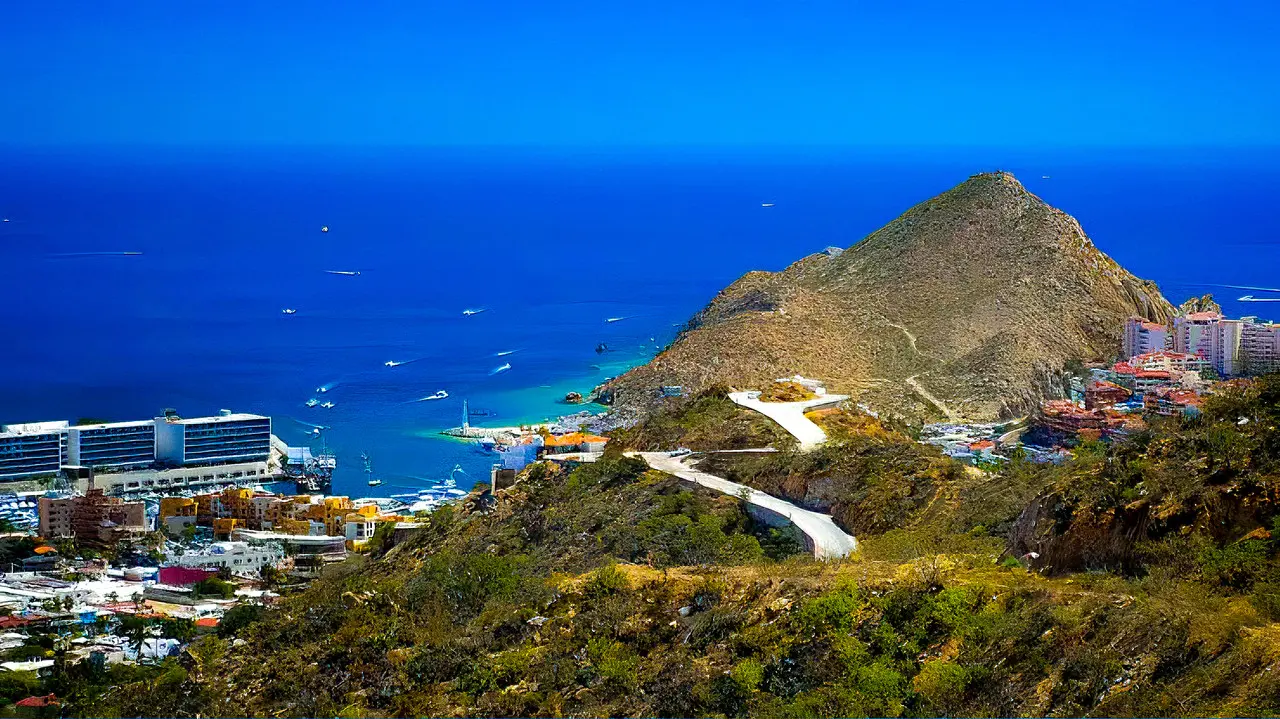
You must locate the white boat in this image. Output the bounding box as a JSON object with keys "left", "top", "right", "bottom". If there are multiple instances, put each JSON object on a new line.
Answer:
{"left": 761, "top": 202, "right": 775, "bottom": 207}
{"left": 321, "top": 226, "right": 329, "bottom": 232}
{"left": 385, "top": 360, "right": 403, "bottom": 367}
{"left": 281, "top": 308, "right": 297, "bottom": 315}
{"left": 462, "top": 308, "right": 486, "bottom": 316}
{"left": 315, "top": 386, "right": 329, "bottom": 393}
{"left": 305, "top": 398, "right": 320, "bottom": 408}
{"left": 495, "top": 350, "right": 515, "bottom": 356}
{"left": 605, "top": 316, "right": 627, "bottom": 323}
{"left": 368, "top": 479, "right": 383, "bottom": 487}
{"left": 320, "top": 401, "right": 335, "bottom": 409}
{"left": 325, "top": 270, "right": 360, "bottom": 276}
{"left": 417, "top": 390, "right": 448, "bottom": 401}
{"left": 490, "top": 362, "right": 511, "bottom": 375}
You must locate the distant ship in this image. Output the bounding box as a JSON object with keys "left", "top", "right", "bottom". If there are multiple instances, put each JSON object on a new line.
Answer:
{"left": 495, "top": 350, "right": 516, "bottom": 356}
{"left": 385, "top": 360, "right": 403, "bottom": 367}
{"left": 605, "top": 316, "right": 627, "bottom": 323}
{"left": 315, "top": 386, "right": 329, "bottom": 393}
{"left": 320, "top": 401, "right": 335, "bottom": 409}
{"left": 363, "top": 452, "right": 382, "bottom": 487}
{"left": 321, "top": 226, "right": 329, "bottom": 232}
{"left": 305, "top": 398, "right": 320, "bottom": 407}
{"left": 761, "top": 202, "right": 775, "bottom": 207}
{"left": 281, "top": 308, "right": 297, "bottom": 315}
{"left": 325, "top": 270, "right": 360, "bottom": 276}
{"left": 462, "top": 308, "right": 486, "bottom": 316}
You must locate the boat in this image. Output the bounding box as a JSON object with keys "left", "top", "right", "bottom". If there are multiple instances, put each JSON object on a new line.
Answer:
{"left": 490, "top": 362, "right": 511, "bottom": 375}
{"left": 462, "top": 308, "right": 486, "bottom": 316}
{"left": 320, "top": 401, "right": 335, "bottom": 409}
{"left": 368, "top": 479, "right": 383, "bottom": 487}
{"left": 325, "top": 270, "right": 360, "bottom": 276}
{"left": 305, "top": 398, "right": 320, "bottom": 407}
{"left": 315, "top": 386, "right": 329, "bottom": 393}
{"left": 761, "top": 202, "right": 775, "bottom": 207}
{"left": 605, "top": 316, "right": 627, "bottom": 323}
{"left": 1042, "top": 175, "right": 1051, "bottom": 179}
{"left": 422, "top": 390, "right": 448, "bottom": 401}
{"left": 321, "top": 226, "right": 329, "bottom": 232}
{"left": 281, "top": 308, "right": 297, "bottom": 315}
{"left": 595, "top": 343, "right": 608, "bottom": 354}
{"left": 385, "top": 360, "right": 403, "bottom": 367}
{"left": 495, "top": 350, "right": 515, "bottom": 356}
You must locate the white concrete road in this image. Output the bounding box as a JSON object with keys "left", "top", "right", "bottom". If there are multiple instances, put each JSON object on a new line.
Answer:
{"left": 639, "top": 452, "right": 858, "bottom": 560}
{"left": 728, "top": 391, "right": 849, "bottom": 450}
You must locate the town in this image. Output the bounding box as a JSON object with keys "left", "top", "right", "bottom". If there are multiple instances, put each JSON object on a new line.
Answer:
{"left": 923, "top": 307, "right": 1279, "bottom": 463}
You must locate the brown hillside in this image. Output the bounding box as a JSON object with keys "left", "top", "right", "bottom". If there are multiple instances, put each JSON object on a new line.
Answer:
{"left": 607, "top": 172, "right": 1174, "bottom": 422}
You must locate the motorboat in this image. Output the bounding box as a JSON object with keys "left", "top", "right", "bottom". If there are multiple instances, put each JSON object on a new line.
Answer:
{"left": 490, "top": 362, "right": 511, "bottom": 375}
{"left": 281, "top": 308, "right": 297, "bottom": 315}
{"left": 385, "top": 360, "right": 403, "bottom": 367}
{"left": 320, "top": 401, "right": 335, "bottom": 409}
{"left": 462, "top": 308, "right": 486, "bottom": 316}
{"left": 761, "top": 202, "right": 775, "bottom": 207}
{"left": 367, "top": 479, "right": 383, "bottom": 488}
{"left": 321, "top": 226, "right": 329, "bottom": 232}
{"left": 605, "top": 316, "right": 626, "bottom": 323}
{"left": 325, "top": 270, "right": 360, "bottom": 276}
{"left": 420, "top": 390, "right": 448, "bottom": 401}
{"left": 305, "top": 398, "right": 320, "bottom": 407}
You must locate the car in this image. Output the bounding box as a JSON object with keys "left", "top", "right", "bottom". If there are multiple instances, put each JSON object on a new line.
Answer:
{"left": 669, "top": 447, "right": 693, "bottom": 457}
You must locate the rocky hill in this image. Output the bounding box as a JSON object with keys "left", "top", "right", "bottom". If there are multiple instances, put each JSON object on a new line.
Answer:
{"left": 606, "top": 172, "right": 1174, "bottom": 423}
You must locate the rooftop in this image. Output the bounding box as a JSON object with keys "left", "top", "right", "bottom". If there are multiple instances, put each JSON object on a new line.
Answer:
{"left": 161, "top": 413, "right": 268, "bottom": 425}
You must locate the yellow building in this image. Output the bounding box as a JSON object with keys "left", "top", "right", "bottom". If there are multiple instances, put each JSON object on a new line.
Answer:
{"left": 212, "top": 517, "right": 243, "bottom": 538}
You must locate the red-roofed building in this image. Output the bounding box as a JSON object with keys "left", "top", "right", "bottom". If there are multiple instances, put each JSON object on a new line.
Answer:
{"left": 1085, "top": 380, "right": 1132, "bottom": 410}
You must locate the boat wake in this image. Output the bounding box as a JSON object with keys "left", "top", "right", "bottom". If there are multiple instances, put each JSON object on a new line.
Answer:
{"left": 408, "top": 390, "right": 449, "bottom": 402}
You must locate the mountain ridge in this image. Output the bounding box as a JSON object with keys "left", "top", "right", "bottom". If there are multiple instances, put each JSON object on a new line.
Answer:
{"left": 606, "top": 171, "right": 1175, "bottom": 423}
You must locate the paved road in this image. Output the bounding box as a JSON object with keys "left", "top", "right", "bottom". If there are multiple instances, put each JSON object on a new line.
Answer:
{"left": 728, "top": 391, "right": 849, "bottom": 450}
{"left": 639, "top": 452, "right": 858, "bottom": 560}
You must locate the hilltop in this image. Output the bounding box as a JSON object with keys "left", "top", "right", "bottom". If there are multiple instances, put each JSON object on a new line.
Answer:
{"left": 605, "top": 172, "right": 1174, "bottom": 423}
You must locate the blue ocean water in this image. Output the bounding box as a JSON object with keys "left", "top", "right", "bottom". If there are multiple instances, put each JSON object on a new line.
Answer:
{"left": 1, "top": 147, "right": 1277, "bottom": 496}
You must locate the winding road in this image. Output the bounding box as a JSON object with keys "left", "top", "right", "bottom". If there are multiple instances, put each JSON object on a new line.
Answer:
{"left": 727, "top": 391, "right": 848, "bottom": 450}
{"left": 638, "top": 451, "right": 858, "bottom": 560}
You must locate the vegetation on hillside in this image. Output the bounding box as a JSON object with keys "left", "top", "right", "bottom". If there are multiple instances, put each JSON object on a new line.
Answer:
{"left": 611, "top": 386, "right": 795, "bottom": 452}
{"left": 67, "top": 376, "right": 1280, "bottom": 718}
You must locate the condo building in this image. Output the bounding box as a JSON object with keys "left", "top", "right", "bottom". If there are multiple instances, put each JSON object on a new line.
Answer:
{"left": 0, "top": 410, "right": 274, "bottom": 485}
{"left": 1122, "top": 317, "right": 1171, "bottom": 360}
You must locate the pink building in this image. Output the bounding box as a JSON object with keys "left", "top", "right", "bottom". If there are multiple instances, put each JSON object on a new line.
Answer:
{"left": 1123, "top": 317, "right": 1170, "bottom": 360}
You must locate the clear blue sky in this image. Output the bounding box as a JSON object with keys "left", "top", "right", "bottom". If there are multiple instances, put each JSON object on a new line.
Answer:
{"left": 3, "top": 1, "right": 1277, "bottom": 148}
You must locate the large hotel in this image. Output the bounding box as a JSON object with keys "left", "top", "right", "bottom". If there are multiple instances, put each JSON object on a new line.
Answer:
{"left": 0, "top": 410, "right": 274, "bottom": 493}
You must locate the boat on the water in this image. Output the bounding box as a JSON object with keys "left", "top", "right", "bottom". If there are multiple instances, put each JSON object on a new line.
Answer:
{"left": 321, "top": 226, "right": 329, "bottom": 232}
{"left": 281, "top": 308, "right": 297, "bottom": 315}
{"left": 325, "top": 270, "right": 360, "bottom": 276}
{"left": 421, "top": 390, "right": 448, "bottom": 401}
{"left": 761, "top": 202, "right": 775, "bottom": 207}
{"left": 491, "top": 362, "right": 511, "bottom": 375}
{"left": 320, "top": 401, "right": 335, "bottom": 409}
{"left": 385, "top": 360, "right": 403, "bottom": 367}
{"left": 305, "top": 398, "right": 320, "bottom": 407}
{"left": 462, "top": 308, "right": 486, "bottom": 316}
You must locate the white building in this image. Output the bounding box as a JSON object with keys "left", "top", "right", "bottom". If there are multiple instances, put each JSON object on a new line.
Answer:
{"left": 172, "top": 541, "right": 283, "bottom": 575}
{"left": 1123, "top": 317, "right": 1171, "bottom": 360}
{"left": 1173, "top": 312, "right": 1280, "bottom": 376}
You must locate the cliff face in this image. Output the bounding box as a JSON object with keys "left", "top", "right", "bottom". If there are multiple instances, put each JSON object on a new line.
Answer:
{"left": 609, "top": 172, "right": 1175, "bottom": 422}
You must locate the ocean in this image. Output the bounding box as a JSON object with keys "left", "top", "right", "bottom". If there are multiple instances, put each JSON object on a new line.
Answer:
{"left": 1, "top": 146, "right": 1277, "bottom": 496}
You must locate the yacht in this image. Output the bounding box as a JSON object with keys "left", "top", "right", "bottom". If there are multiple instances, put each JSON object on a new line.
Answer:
{"left": 305, "top": 398, "right": 320, "bottom": 408}
{"left": 491, "top": 362, "right": 511, "bottom": 375}
{"left": 420, "top": 390, "right": 448, "bottom": 401}
{"left": 281, "top": 308, "right": 297, "bottom": 315}
{"left": 761, "top": 202, "right": 775, "bottom": 207}
{"left": 385, "top": 360, "right": 403, "bottom": 367}
{"left": 321, "top": 226, "right": 329, "bottom": 232}
{"left": 462, "top": 308, "right": 486, "bottom": 316}
{"left": 325, "top": 270, "right": 360, "bottom": 276}
{"left": 320, "top": 401, "right": 335, "bottom": 409}
{"left": 367, "top": 479, "right": 383, "bottom": 488}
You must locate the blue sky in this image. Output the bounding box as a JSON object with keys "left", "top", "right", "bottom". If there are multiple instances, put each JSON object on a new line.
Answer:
{"left": 3, "top": 1, "right": 1277, "bottom": 147}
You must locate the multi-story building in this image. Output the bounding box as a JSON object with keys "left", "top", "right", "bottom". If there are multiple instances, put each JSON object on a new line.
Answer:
{"left": 158, "top": 497, "right": 198, "bottom": 535}
{"left": 66, "top": 421, "right": 156, "bottom": 472}
{"left": 0, "top": 422, "right": 67, "bottom": 481}
{"left": 1122, "top": 317, "right": 1170, "bottom": 360}
{"left": 155, "top": 411, "right": 271, "bottom": 468}
{"left": 37, "top": 489, "right": 146, "bottom": 547}
{"left": 1172, "top": 312, "right": 1280, "bottom": 376}
{"left": 1130, "top": 351, "right": 1210, "bottom": 374}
